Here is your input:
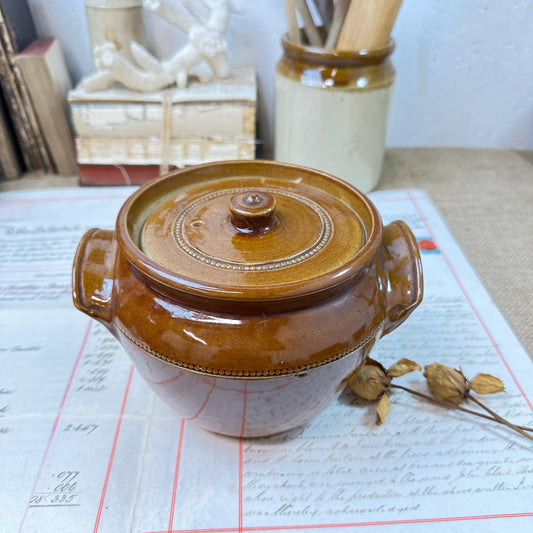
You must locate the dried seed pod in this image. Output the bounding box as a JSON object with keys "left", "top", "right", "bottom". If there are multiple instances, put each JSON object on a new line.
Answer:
{"left": 424, "top": 362, "right": 468, "bottom": 404}
{"left": 376, "top": 394, "right": 391, "bottom": 425}
{"left": 348, "top": 358, "right": 388, "bottom": 401}
{"left": 470, "top": 373, "right": 505, "bottom": 395}
{"left": 387, "top": 358, "right": 422, "bottom": 378}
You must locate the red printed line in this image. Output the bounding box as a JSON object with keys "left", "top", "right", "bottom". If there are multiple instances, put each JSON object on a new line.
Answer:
{"left": 200, "top": 377, "right": 291, "bottom": 396}
{"left": 158, "top": 380, "right": 246, "bottom": 533}
{"left": 17, "top": 319, "right": 93, "bottom": 533}
{"left": 407, "top": 191, "right": 533, "bottom": 412}
{"left": 243, "top": 512, "right": 533, "bottom": 530}
{"left": 371, "top": 192, "right": 426, "bottom": 202}
{"left": 144, "top": 527, "right": 238, "bottom": 533}
{"left": 94, "top": 364, "right": 135, "bottom": 532}
{"left": 144, "top": 511, "right": 533, "bottom": 533}
{"left": 168, "top": 418, "right": 187, "bottom": 533}
{"left": 238, "top": 382, "right": 248, "bottom": 533}
{"left": 168, "top": 384, "right": 217, "bottom": 533}
{"left": 147, "top": 528, "right": 239, "bottom": 533}
{"left": 144, "top": 372, "right": 183, "bottom": 386}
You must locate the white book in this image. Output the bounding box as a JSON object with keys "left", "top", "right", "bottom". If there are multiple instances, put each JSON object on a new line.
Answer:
{"left": 68, "top": 66, "right": 257, "bottom": 165}
{"left": 16, "top": 38, "right": 77, "bottom": 176}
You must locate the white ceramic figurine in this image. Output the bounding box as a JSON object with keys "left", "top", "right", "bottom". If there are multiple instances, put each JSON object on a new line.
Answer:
{"left": 80, "top": 0, "right": 242, "bottom": 92}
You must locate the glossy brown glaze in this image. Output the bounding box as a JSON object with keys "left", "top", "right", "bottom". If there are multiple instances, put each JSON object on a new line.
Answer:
{"left": 72, "top": 160, "right": 423, "bottom": 436}
{"left": 277, "top": 35, "right": 396, "bottom": 91}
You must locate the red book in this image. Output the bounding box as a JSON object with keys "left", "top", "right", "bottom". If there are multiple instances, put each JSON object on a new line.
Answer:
{"left": 79, "top": 164, "right": 178, "bottom": 186}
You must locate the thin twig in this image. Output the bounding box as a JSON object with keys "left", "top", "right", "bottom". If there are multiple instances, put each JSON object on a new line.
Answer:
{"left": 389, "top": 383, "right": 533, "bottom": 437}
{"left": 468, "top": 394, "right": 533, "bottom": 442}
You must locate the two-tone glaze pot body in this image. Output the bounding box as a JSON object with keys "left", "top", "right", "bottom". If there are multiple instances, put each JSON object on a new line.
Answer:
{"left": 72, "top": 161, "right": 422, "bottom": 437}
{"left": 275, "top": 36, "right": 396, "bottom": 192}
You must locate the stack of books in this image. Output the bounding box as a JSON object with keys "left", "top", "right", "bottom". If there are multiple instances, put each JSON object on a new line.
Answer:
{"left": 0, "top": 1, "right": 51, "bottom": 178}
{"left": 68, "top": 67, "right": 257, "bottom": 185}
{"left": 0, "top": 2, "right": 77, "bottom": 179}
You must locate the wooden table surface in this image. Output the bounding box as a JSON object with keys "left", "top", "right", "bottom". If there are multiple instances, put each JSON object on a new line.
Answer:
{"left": 1, "top": 147, "right": 532, "bottom": 356}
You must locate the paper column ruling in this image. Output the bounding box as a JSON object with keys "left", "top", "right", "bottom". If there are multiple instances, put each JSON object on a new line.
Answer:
{"left": 0, "top": 187, "right": 532, "bottom": 533}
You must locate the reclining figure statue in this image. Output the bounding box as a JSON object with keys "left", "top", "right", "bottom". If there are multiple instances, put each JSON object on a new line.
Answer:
{"left": 80, "top": 0, "right": 241, "bottom": 92}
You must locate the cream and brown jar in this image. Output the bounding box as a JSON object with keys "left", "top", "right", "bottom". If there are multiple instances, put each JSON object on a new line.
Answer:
{"left": 72, "top": 161, "right": 422, "bottom": 437}
{"left": 84, "top": 0, "right": 146, "bottom": 65}
{"left": 274, "top": 37, "right": 396, "bottom": 192}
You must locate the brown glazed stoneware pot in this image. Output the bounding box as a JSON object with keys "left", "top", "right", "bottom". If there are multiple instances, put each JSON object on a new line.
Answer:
{"left": 72, "top": 160, "right": 423, "bottom": 437}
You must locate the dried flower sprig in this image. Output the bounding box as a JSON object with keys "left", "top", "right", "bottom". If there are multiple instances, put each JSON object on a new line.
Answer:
{"left": 347, "top": 357, "right": 421, "bottom": 425}
{"left": 348, "top": 359, "right": 533, "bottom": 441}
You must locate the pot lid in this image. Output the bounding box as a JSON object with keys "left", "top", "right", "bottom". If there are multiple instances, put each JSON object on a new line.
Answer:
{"left": 118, "top": 161, "right": 381, "bottom": 308}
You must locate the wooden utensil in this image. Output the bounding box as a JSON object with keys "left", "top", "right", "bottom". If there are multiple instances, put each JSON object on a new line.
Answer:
{"left": 283, "top": 0, "right": 301, "bottom": 44}
{"left": 324, "top": 0, "right": 350, "bottom": 49}
{"left": 295, "top": 0, "right": 323, "bottom": 47}
{"left": 336, "top": 0, "right": 403, "bottom": 51}
{"left": 313, "top": 0, "right": 333, "bottom": 32}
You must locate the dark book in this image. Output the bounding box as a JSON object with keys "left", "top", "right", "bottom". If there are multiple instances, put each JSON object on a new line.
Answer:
{"left": 0, "top": 90, "right": 21, "bottom": 178}
{"left": 0, "top": 0, "right": 38, "bottom": 51}
{"left": 0, "top": 2, "right": 52, "bottom": 173}
{"left": 79, "top": 164, "right": 175, "bottom": 186}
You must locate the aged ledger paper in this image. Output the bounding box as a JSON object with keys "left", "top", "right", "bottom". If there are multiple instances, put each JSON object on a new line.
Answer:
{"left": 1, "top": 187, "right": 531, "bottom": 533}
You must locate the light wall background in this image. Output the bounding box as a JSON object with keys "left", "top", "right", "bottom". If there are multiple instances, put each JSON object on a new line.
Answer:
{"left": 26, "top": 0, "right": 533, "bottom": 156}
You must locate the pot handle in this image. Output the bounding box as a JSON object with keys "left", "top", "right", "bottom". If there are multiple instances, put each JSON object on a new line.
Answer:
{"left": 380, "top": 220, "right": 423, "bottom": 336}
{"left": 72, "top": 228, "right": 117, "bottom": 323}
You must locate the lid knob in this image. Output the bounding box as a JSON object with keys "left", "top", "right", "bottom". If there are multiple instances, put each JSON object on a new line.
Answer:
{"left": 229, "top": 190, "right": 277, "bottom": 234}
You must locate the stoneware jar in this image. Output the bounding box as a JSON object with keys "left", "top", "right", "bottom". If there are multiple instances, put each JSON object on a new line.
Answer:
{"left": 275, "top": 36, "right": 395, "bottom": 193}
{"left": 84, "top": 0, "right": 146, "bottom": 65}
{"left": 72, "top": 161, "right": 422, "bottom": 437}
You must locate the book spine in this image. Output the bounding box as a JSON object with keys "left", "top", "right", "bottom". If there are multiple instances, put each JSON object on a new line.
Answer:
{"left": 0, "top": 6, "right": 53, "bottom": 173}
{"left": 16, "top": 41, "right": 78, "bottom": 176}
{"left": 70, "top": 101, "right": 256, "bottom": 141}
{"left": 78, "top": 163, "right": 170, "bottom": 185}
{"left": 0, "top": 94, "right": 21, "bottom": 178}
{"left": 75, "top": 136, "right": 255, "bottom": 166}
